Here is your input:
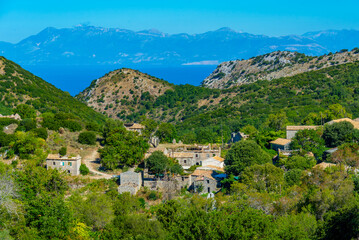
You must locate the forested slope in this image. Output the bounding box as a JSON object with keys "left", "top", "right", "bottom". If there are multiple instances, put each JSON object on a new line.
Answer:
{"left": 79, "top": 62, "right": 359, "bottom": 143}
{"left": 0, "top": 56, "right": 106, "bottom": 123}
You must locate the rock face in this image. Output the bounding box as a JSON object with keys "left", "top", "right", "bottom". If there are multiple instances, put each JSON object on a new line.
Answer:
{"left": 202, "top": 49, "right": 359, "bottom": 89}
{"left": 76, "top": 68, "right": 173, "bottom": 119}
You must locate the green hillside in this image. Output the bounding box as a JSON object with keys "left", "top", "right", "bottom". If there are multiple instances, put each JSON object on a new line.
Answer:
{"left": 91, "top": 62, "right": 359, "bottom": 143}
{"left": 0, "top": 56, "right": 106, "bottom": 123}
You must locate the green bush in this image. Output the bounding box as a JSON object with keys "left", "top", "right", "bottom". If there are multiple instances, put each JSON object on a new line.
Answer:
{"left": 78, "top": 131, "right": 96, "bottom": 145}
{"left": 59, "top": 147, "right": 67, "bottom": 156}
{"left": 32, "top": 127, "right": 48, "bottom": 140}
{"left": 148, "top": 191, "right": 158, "bottom": 201}
{"left": 63, "top": 120, "right": 82, "bottom": 132}
{"left": 80, "top": 164, "right": 90, "bottom": 175}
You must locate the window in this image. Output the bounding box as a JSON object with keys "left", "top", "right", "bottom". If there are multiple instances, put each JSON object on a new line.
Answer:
{"left": 61, "top": 162, "right": 64, "bottom": 166}
{"left": 207, "top": 180, "right": 210, "bottom": 184}
{"left": 68, "top": 162, "right": 72, "bottom": 166}
{"left": 195, "top": 154, "right": 199, "bottom": 158}
{"left": 68, "top": 170, "right": 71, "bottom": 174}
{"left": 184, "top": 160, "right": 187, "bottom": 164}
{"left": 53, "top": 162, "right": 56, "bottom": 165}
{"left": 208, "top": 187, "right": 210, "bottom": 193}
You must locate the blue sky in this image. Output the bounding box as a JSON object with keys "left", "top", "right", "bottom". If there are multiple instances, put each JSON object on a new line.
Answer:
{"left": 1, "top": 0, "right": 359, "bottom": 43}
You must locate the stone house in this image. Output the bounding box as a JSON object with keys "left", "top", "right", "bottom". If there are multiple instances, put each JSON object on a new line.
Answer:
{"left": 118, "top": 171, "right": 142, "bottom": 195}
{"left": 124, "top": 123, "right": 145, "bottom": 135}
{"left": 169, "top": 152, "right": 197, "bottom": 169}
{"left": 270, "top": 138, "right": 292, "bottom": 152}
{"left": 46, "top": 154, "right": 81, "bottom": 175}
{"left": 286, "top": 126, "right": 319, "bottom": 139}
{"left": 228, "top": 132, "right": 249, "bottom": 144}
{"left": 327, "top": 118, "right": 359, "bottom": 129}
{"left": 167, "top": 145, "right": 221, "bottom": 169}
{"left": 190, "top": 169, "right": 221, "bottom": 194}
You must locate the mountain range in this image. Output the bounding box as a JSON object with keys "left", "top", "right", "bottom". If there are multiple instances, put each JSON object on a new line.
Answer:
{"left": 1, "top": 26, "right": 359, "bottom": 67}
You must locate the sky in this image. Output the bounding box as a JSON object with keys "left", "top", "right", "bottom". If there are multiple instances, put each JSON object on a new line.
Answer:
{"left": 1, "top": 0, "right": 359, "bottom": 43}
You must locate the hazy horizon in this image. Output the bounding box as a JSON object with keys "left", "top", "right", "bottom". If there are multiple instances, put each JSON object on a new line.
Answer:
{"left": 1, "top": 0, "right": 359, "bottom": 43}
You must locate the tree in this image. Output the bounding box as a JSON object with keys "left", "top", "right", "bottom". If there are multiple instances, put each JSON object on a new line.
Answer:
{"left": 325, "top": 104, "right": 352, "bottom": 121}
{"left": 146, "top": 151, "right": 182, "bottom": 175}
{"left": 11, "top": 131, "right": 48, "bottom": 160}
{"left": 17, "top": 118, "right": 36, "bottom": 132}
{"left": 330, "top": 143, "right": 359, "bottom": 167}
{"left": 99, "top": 120, "right": 149, "bottom": 169}
{"left": 284, "top": 155, "right": 317, "bottom": 170}
{"left": 225, "top": 140, "right": 271, "bottom": 175}
{"left": 68, "top": 193, "right": 114, "bottom": 230}
{"left": 156, "top": 122, "right": 177, "bottom": 143}
{"left": 14, "top": 104, "right": 36, "bottom": 119}
{"left": 59, "top": 146, "right": 67, "bottom": 156}
{"left": 285, "top": 169, "right": 303, "bottom": 187}
{"left": 140, "top": 117, "right": 158, "bottom": 139}
{"left": 275, "top": 213, "right": 318, "bottom": 240}
{"left": 31, "top": 127, "right": 48, "bottom": 140}
{"left": 290, "top": 129, "right": 326, "bottom": 159}
{"left": 321, "top": 201, "right": 359, "bottom": 240}
{"left": 146, "top": 151, "right": 169, "bottom": 175}
{"left": 240, "top": 125, "right": 258, "bottom": 139}
{"left": 241, "top": 163, "right": 284, "bottom": 193}
{"left": 266, "top": 111, "right": 287, "bottom": 131}
{"left": 322, "top": 121, "right": 354, "bottom": 147}
{"left": 78, "top": 131, "right": 96, "bottom": 145}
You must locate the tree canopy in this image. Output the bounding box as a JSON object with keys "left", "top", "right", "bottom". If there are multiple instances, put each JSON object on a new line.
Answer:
{"left": 225, "top": 140, "right": 271, "bottom": 175}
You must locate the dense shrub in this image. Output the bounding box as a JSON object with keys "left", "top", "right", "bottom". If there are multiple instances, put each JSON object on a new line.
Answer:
{"left": 31, "top": 127, "right": 48, "bottom": 140}
{"left": 80, "top": 164, "right": 90, "bottom": 175}
{"left": 59, "top": 147, "right": 67, "bottom": 156}
{"left": 78, "top": 131, "right": 96, "bottom": 145}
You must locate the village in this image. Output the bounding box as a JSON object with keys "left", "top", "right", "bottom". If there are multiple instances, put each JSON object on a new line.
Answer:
{"left": 42, "top": 117, "right": 359, "bottom": 197}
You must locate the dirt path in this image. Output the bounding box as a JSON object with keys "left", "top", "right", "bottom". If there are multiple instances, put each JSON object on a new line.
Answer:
{"left": 83, "top": 149, "right": 113, "bottom": 179}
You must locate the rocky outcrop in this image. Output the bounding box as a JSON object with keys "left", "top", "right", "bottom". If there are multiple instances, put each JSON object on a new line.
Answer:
{"left": 202, "top": 49, "right": 359, "bottom": 89}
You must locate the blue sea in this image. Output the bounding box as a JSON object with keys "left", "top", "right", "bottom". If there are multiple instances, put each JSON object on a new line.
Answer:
{"left": 23, "top": 65, "right": 217, "bottom": 96}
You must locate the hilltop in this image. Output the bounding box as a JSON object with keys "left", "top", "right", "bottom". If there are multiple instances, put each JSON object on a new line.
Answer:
{"left": 2, "top": 26, "right": 359, "bottom": 67}
{"left": 77, "top": 68, "right": 173, "bottom": 119}
{"left": 202, "top": 49, "right": 359, "bottom": 89}
{"left": 0, "top": 56, "right": 105, "bottom": 122}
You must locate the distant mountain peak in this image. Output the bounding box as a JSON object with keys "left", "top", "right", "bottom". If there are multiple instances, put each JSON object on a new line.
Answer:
{"left": 215, "top": 27, "right": 236, "bottom": 32}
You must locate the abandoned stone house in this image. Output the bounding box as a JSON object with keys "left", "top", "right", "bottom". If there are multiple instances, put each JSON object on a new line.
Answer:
{"left": 124, "top": 123, "right": 145, "bottom": 135}
{"left": 190, "top": 169, "right": 223, "bottom": 194}
{"left": 327, "top": 118, "right": 359, "bottom": 129}
{"left": 167, "top": 145, "right": 221, "bottom": 169}
{"left": 286, "top": 125, "right": 319, "bottom": 139}
{"left": 46, "top": 154, "right": 81, "bottom": 175}
{"left": 228, "top": 132, "right": 249, "bottom": 144}
{"left": 270, "top": 138, "right": 292, "bottom": 152}
{"left": 118, "top": 171, "right": 142, "bottom": 195}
